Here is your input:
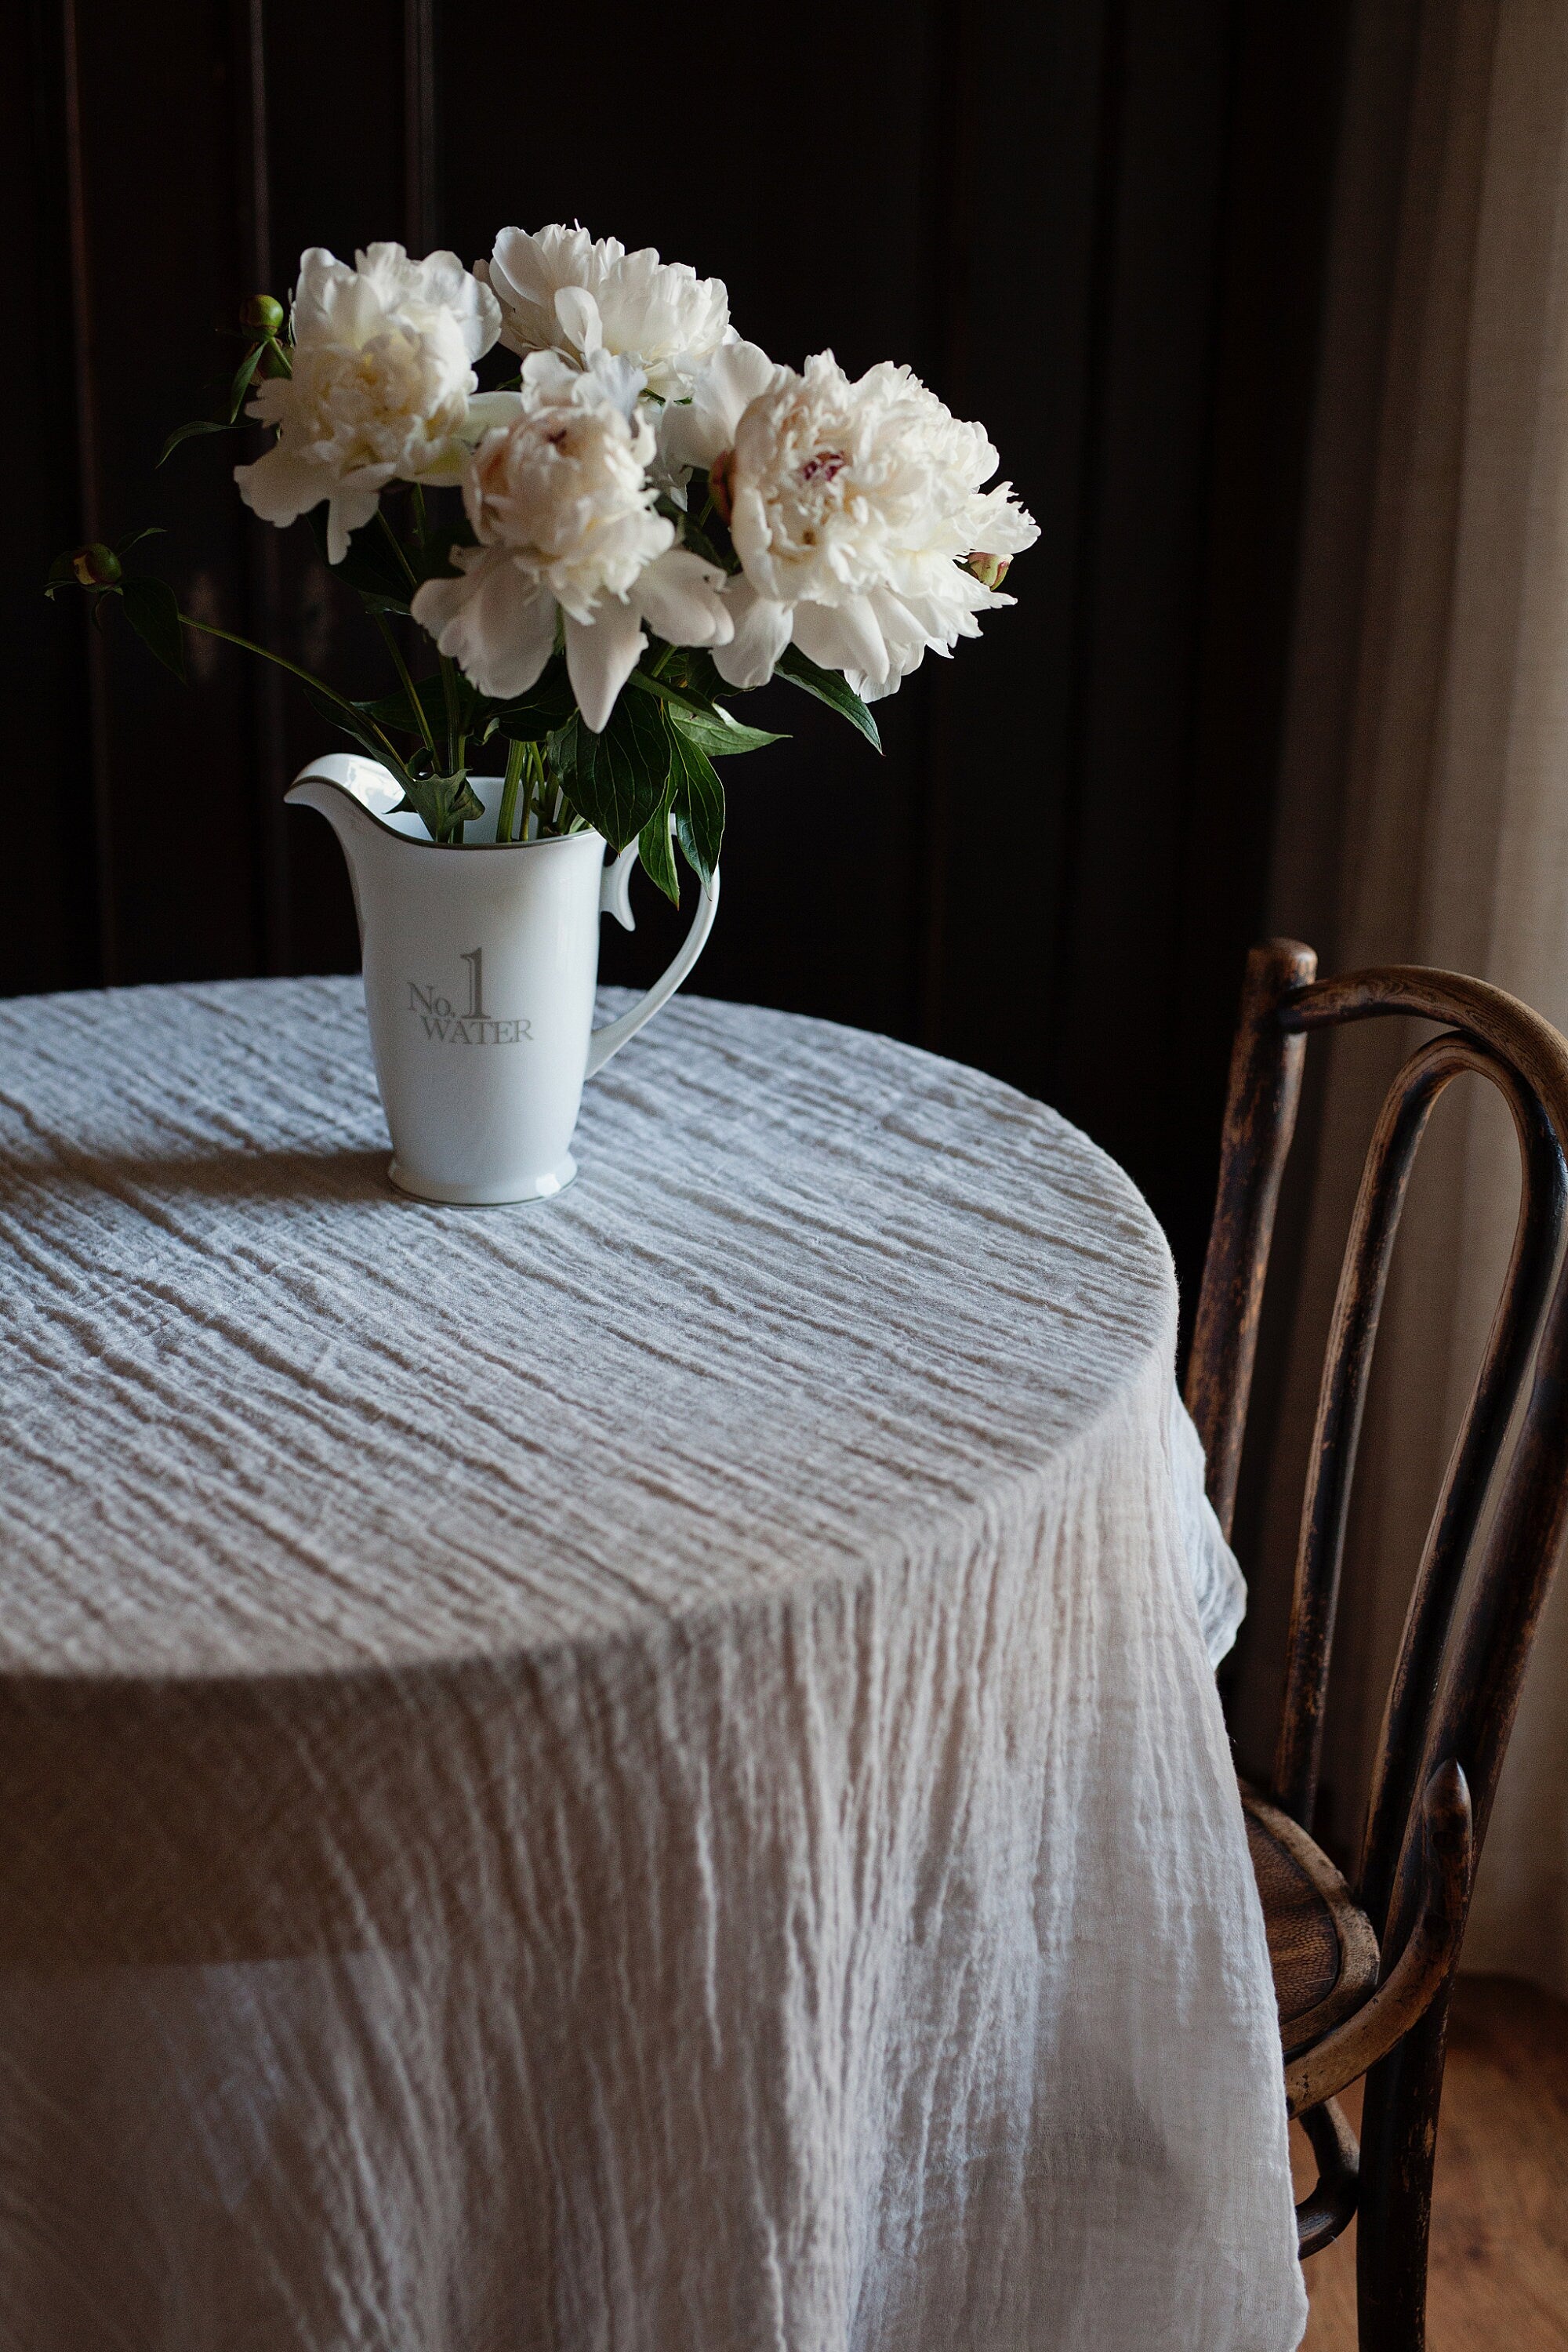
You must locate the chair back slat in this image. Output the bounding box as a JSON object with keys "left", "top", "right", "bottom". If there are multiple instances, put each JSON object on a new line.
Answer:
{"left": 1185, "top": 940, "right": 1317, "bottom": 1537}
{"left": 1272, "top": 1036, "right": 1563, "bottom": 1875}
{"left": 1272, "top": 1036, "right": 1501, "bottom": 1828}
{"left": 1195, "top": 944, "right": 1568, "bottom": 1958}
{"left": 1357, "top": 1065, "right": 1564, "bottom": 1936}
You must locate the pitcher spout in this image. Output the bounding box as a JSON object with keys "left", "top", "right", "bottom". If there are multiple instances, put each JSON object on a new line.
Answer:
{"left": 285, "top": 753, "right": 406, "bottom": 855}
{"left": 286, "top": 754, "right": 410, "bottom": 943}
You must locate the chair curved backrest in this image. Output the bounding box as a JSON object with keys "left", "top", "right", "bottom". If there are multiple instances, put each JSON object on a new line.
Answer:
{"left": 1185, "top": 940, "right": 1568, "bottom": 2340}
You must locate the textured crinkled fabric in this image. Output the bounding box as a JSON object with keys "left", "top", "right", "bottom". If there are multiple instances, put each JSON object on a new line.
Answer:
{"left": 0, "top": 978, "right": 1305, "bottom": 2352}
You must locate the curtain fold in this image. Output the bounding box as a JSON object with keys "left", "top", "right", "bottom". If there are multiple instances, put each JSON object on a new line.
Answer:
{"left": 1236, "top": 0, "right": 1568, "bottom": 1998}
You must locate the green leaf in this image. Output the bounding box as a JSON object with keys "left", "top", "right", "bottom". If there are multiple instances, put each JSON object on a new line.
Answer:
{"left": 664, "top": 712, "right": 725, "bottom": 886}
{"left": 775, "top": 644, "right": 881, "bottom": 750}
{"left": 299, "top": 680, "right": 399, "bottom": 768}
{"left": 667, "top": 700, "right": 786, "bottom": 759}
{"left": 158, "top": 416, "right": 245, "bottom": 466}
{"left": 44, "top": 551, "right": 87, "bottom": 594}
{"left": 637, "top": 792, "right": 681, "bottom": 906}
{"left": 548, "top": 686, "right": 673, "bottom": 851}
{"left": 307, "top": 512, "right": 412, "bottom": 611}
{"left": 489, "top": 656, "right": 575, "bottom": 742}
{"left": 120, "top": 575, "right": 186, "bottom": 682}
{"left": 115, "top": 525, "right": 165, "bottom": 554}
{"left": 626, "top": 666, "right": 720, "bottom": 720}
{"left": 669, "top": 648, "right": 736, "bottom": 706}
{"left": 227, "top": 339, "right": 267, "bottom": 423}
{"left": 393, "top": 769, "right": 485, "bottom": 842}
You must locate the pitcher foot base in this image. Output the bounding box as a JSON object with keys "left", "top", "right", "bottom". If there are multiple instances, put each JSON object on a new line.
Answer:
{"left": 387, "top": 1153, "right": 578, "bottom": 1206}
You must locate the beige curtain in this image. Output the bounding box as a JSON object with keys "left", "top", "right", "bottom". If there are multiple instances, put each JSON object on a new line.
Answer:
{"left": 1236, "top": 0, "right": 1568, "bottom": 1998}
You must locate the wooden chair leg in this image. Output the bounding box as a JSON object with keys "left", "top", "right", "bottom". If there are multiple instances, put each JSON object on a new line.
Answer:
{"left": 1354, "top": 1985, "right": 1453, "bottom": 2350}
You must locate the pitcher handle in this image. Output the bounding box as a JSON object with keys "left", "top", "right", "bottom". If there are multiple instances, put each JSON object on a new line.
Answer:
{"left": 587, "top": 844, "right": 720, "bottom": 1078}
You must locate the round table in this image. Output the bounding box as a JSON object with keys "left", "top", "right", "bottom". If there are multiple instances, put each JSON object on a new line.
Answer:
{"left": 0, "top": 978, "right": 1305, "bottom": 2352}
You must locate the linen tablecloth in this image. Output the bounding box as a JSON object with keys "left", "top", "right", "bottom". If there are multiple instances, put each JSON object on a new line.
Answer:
{"left": 0, "top": 978, "right": 1305, "bottom": 2352}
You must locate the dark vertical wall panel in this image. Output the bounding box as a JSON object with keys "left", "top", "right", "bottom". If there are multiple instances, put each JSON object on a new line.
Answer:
{"left": 73, "top": 2, "right": 260, "bottom": 984}
{"left": 1050, "top": 0, "right": 1236, "bottom": 1153}
{"left": 249, "top": 0, "right": 408, "bottom": 978}
{"left": 921, "top": 0, "right": 1115, "bottom": 1076}
{"left": 4, "top": 0, "right": 1352, "bottom": 1311}
{"left": 8, "top": 2, "right": 96, "bottom": 996}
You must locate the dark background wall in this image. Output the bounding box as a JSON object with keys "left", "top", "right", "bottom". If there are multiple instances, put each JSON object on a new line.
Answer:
{"left": 6, "top": 0, "right": 1351, "bottom": 1318}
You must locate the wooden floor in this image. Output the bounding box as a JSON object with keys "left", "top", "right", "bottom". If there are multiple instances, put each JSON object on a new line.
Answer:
{"left": 1293, "top": 1974, "right": 1568, "bottom": 2348}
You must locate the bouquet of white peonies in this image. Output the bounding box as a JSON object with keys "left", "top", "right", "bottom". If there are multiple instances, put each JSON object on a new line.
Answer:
{"left": 49, "top": 227, "right": 1038, "bottom": 898}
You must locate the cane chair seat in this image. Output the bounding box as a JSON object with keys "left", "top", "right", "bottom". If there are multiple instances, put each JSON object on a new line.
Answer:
{"left": 1242, "top": 1787, "right": 1381, "bottom": 2057}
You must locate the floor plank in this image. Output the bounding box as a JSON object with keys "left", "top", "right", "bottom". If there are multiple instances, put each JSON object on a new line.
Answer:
{"left": 1292, "top": 1973, "right": 1568, "bottom": 2348}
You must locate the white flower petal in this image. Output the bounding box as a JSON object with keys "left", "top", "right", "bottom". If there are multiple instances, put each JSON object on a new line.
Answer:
{"left": 291, "top": 247, "right": 360, "bottom": 340}
{"left": 709, "top": 347, "right": 1033, "bottom": 697}
{"left": 487, "top": 224, "right": 604, "bottom": 331}
{"left": 791, "top": 594, "right": 889, "bottom": 688}
{"left": 711, "top": 576, "right": 793, "bottom": 689}
{"left": 966, "top": 479, "right": 1040, "bottom": 557}
{"left": 411, "top": 549, "right": 557, "bottom": 699}
{"left": 565, "top": 600, "right": 646, "bottom": 733}
{"left": 631, "top": 548, "right": 734, "bottom": 646}
{"left": 462, "top": 390, "right": 526, "bottom": 438}
{"left": 407, "top": 562, "right": 475, "bottom": 638}
{"left": 659, "top": 339, "right": 782, "bottom": 474}
{"left": 553, "top": 285, "right": 604, "bottom": 358}
{"left": 486, "top": 224, "right": 730, "bottom": 398}
{"left": 234, "top": 444, "right": 326, "bottom": 532}
{"left": 244, "top": 243, "right": 495, "bottom": 524}
{"left": 457, "top": 356, "right": 668, "bottom": 621}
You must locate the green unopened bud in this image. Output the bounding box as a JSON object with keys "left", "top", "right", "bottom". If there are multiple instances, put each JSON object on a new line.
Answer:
{"left": 71, "top": 543, "right": 122, "bottom": 588}
{"left": 241, "top": 293, "right": 285, "bottom": 335}
{"left": 964, "top": 550, "right": 1011, "bottom": 593}
{"left": 708, "top": 448, "right": 736, "bottom": 527}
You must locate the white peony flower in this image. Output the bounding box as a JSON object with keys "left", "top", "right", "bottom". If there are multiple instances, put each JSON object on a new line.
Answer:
{"left": 235, "top": 244, "right": 504, "bottom": 564}
{"left": 666, "top": 342, "right": 1038, "bottom": 699}
{"left": 480, "top": 223, "right": 733, "bottom": 403}
{"left": 410, "top": 348, "right": 731, "bottom": 731}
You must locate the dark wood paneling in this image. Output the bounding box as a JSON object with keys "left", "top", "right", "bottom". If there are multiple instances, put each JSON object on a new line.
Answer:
{"left": 4, "top": 0, "right": 1352, "bottom": 1313}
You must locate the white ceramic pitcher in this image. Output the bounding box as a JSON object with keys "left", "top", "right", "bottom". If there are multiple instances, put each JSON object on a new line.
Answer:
{"left": 287, "top": 753, "right": 718, "bottom": 1204}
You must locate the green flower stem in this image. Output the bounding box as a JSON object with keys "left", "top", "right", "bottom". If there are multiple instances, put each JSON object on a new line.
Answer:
{"left": 438, "top": 655, "right": 462, "bottom": 774}
{"left": 496, "top": 737, "right": 526, "bottom": 844}
{"left": 376, "top": 508, "right": 419, "bottom": 590}
{"left": 525, "top": 739, "right": 550, "bottom": 839}
{"left": 452, "top": 732, "right": 468, "bottom": 844}
{"left": 372, "top": 612, "right": 437, "bottom": 759}
{"left": 411, "top": 484, "right": 429, "bottom": 552}
{"left": 176, "top": 613, "right": 409, "bottom": 779}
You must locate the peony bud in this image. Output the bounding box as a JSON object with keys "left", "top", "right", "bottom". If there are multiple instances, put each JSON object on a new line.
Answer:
{"left": 964, "top": 551, "right": 1011, "bottom": 593}
{"left": 71, "top": 543, "right": 122, "bottom": 588}
{"left": 241, "top": 293, "right": 285, "bottom": 335}
{"left": 708, "top": 448, "right": 736, "bottom": 527}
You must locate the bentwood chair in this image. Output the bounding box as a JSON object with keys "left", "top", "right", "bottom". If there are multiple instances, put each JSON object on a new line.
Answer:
{"left": 1185, "top": 941, "right": 1568, "bottom": 2350}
